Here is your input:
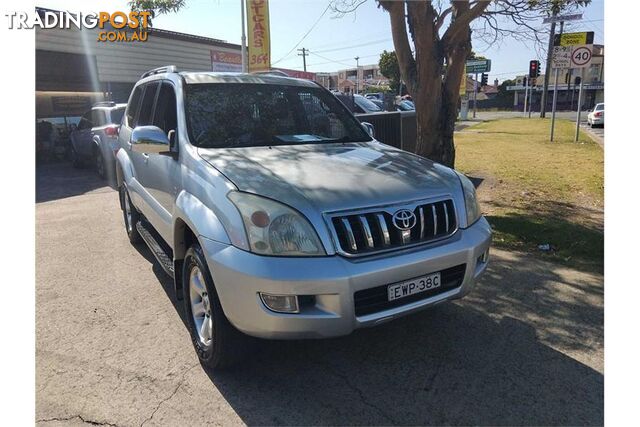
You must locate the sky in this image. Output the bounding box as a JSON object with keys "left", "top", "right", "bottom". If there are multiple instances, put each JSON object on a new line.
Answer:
{"left": 36, "top": 0, "right": 604, "bottom": 82}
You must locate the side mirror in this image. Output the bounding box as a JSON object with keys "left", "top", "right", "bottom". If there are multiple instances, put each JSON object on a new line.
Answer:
{"left": 361, "top": 122, "right": 375, "bottom": 138}
{"left": 131, "top": 126, "right": 170, "bottom": 154}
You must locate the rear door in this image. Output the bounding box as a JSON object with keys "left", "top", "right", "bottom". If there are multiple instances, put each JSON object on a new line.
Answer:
{"left": 73, "top": 111, "right": 93, "bottom": 157}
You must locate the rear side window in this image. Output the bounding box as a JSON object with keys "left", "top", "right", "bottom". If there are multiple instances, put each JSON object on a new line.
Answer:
{"left": 137, "top": 82, "right": 160, "bottom": 127}
{"left": 126, "top": 86, "right": 143, "bottom": 127}
{"left": 91, "top": 110, "right": 106, "bottom": 127}
{"left": 110, "top": 108, "right": 125, "bottom": 125}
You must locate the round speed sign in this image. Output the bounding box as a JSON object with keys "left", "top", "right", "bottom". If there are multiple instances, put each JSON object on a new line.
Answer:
{"left": 571, "top": 46, "right": 592, "bottom": 67}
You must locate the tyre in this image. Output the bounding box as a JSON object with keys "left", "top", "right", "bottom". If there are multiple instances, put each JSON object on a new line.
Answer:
{"left": 183, "top": 243, "right": 247, "bottom": 370}
{"left": 70, "top": 147, "right": 82, "bottom": 168}
{"left": 121, "top": 186, "right": 142, "bottom": 244}
{"left": 95, "top": 148, "right": 106, "bottom": 179}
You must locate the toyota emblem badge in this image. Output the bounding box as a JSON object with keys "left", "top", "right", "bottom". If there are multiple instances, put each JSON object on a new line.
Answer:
{"left": 392, "top": 209, "right": 417, "bottom": 230}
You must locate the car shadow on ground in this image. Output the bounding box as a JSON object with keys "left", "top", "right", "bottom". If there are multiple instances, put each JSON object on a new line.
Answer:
{"left": 135, "top": 242, "right": 603, "bottom": 426}
{"left": 36, "top": 161, "right": 116, "bottom": 203}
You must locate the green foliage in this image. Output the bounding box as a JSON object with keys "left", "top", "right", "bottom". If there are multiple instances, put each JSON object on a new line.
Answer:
{"left": 129, "top": 0, "right": 186, "bottom": 20}
{"left": 378, "top": 50, "right": 400, "bottom": 93}
{"left": 497, "top": 79, "right": 515, "bottom": 100}
{"left": 467, "top": 50, "right": 487, "bottom": 61}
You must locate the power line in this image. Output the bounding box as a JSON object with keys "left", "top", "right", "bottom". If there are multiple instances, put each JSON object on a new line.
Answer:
{"left": 313, "top": 38, "right": 392, "bottom": 54}
{"left": 308, "top": 50, "right": 355, "bottom": 67}
{"left": 272, "top": 4, "right": 330, "bottom": 65}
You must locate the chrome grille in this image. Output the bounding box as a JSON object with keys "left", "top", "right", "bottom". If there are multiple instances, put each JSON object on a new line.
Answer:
{"left": 329, "top": 199, "right": 457, "bottom": 256}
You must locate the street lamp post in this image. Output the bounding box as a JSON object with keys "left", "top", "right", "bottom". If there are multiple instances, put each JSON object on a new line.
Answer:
{"left": 354, "top": 56, "right": 360, "bottom": 94}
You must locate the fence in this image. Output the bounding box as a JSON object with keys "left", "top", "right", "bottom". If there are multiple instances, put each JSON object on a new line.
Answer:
{"left": 355, "top": 111, "right": 416, "bottom": 151}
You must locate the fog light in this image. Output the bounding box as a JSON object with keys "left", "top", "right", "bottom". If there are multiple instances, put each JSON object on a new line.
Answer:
{"left": 259, "top": 293, "right": 300, "bottom": 313}
{"left": 478, "top": 249, "right": 489, "bottom": 264}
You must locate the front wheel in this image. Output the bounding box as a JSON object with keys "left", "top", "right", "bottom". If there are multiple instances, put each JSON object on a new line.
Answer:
{"left": 120, "top": 186, "right": 141, "bottom": 244}
{"left": 183, "top": 243, "right": 247, "bottom": 370}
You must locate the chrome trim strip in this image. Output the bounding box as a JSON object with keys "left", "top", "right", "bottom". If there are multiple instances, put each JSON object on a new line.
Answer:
{"left": 341, "top": 218, "right": 358, "bottom": 252}
{"left": 358, "top": 215, "right": 374, "bottom": 249}
{"left": 419, "top": 206, "right": 425, "bottom": 239}
{"left": 431, "top": 204, "right": 438, "bottom": 236}
{"left": 377, "top": 213, "right": 391, "bottom": 246}
{"left": 444, "top": 203, "right": 450, "bottom": 232}
{"left": 401, "top": 229, "right": 411, "bottom": 244}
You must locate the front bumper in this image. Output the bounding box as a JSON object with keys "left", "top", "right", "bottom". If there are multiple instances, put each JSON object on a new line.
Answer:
{"left": 202, "top": 216, "right": 492, "bottom": 339}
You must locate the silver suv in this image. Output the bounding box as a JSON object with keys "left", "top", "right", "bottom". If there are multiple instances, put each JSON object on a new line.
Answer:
{"left": 116, "top": 66, "right": 491, "bottom": 369}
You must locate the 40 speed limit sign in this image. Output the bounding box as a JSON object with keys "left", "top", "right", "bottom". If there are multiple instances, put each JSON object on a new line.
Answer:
{"left": 570, "top": 45, "right": 592, "bottom": 68}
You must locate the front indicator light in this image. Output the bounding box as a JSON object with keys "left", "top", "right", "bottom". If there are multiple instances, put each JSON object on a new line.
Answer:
{"left": 259, "top": 293, "right": 300, "bottom": 313}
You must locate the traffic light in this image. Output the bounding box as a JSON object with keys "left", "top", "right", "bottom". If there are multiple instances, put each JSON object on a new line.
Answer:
{"left": 481, "top": 73, "right": 488, "bottom": 86}
{"left": 575, "top": 76, "right": 581, "bottom": 85}
{"left": 529, "top": 60, "right": 540, "bottom": 78}
{"left": 522, "top": 76, "right": 527, "bottom": 87}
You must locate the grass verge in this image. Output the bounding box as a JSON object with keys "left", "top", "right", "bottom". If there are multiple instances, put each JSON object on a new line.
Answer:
{"left": 455, "top": 118, "right": 604, "bottom": 273}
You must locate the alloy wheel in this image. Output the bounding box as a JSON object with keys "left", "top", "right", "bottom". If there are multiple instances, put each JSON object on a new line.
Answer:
{"left": 189, "top": 266, "right": 213, "bottom": 347}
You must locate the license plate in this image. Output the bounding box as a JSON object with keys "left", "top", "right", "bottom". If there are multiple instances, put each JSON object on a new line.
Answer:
{"left": 387, "top": 272, "right": 441, "bottom": 301}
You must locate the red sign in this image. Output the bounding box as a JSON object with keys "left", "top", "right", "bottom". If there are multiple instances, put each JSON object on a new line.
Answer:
{"left": 273, "top": 68, "right": 316, "bottom": 80}
{"left": 211, "top": 49, "right": 242, "bottom": 72}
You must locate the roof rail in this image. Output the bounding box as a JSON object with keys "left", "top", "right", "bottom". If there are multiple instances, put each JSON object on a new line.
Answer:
{"left": 252, "top": 70, "right": 290, "bottom": 78}
{"left": 141, "top": 65, "right": 178, "bottom": 79}
{"left": 93, "top": 101, "right": 116, "bottom": 107}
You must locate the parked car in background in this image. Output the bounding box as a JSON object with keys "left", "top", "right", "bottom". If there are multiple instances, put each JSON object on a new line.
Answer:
{"left": 369, "top": 98, "right": 385, "bottom": 111}
{"left": 587, "top": 103, "right": 604, "bottom": 127}
{"left": 353, "top": 94, "right": 384, "bottom": 114}
{"left": 396, "top": 99, "right": 415, "bottom": 111}
{"left": 70, "top": 102, "right": 126, "bottom": 181}
{"left": 116, "top": 67, "right": 491, "bottom": 369}
{"left": 365, "top": 92, "right": 383, "bottom": 101}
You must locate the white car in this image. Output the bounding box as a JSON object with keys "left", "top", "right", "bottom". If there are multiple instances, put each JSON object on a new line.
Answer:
{"left": 587, "top": 103, "right": 604, "bottom": 127}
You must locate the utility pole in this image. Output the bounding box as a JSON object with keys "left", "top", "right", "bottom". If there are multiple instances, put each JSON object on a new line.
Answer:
{"left": 240, "top": 0, "right": 247, "bottom": 73}
{"left": 354, "top": 56, "right": 360, "bottom": 94}
{"left": 550, "top": 20, "right": 564, "bottom": 142}
{"left": 540, "top": 8, "right": 558, "bottom": 118}
{"left": 297, "top": 48, "right": 309, "bottom": 72}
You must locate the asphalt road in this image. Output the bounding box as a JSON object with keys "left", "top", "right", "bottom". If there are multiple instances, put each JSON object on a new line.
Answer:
{"left": 36, "top": 162, "right": 604, "bottom": 426}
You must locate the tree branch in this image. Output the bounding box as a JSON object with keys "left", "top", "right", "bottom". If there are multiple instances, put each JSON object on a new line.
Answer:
{"left": 379, "top": 0, "right": 417, "bottom": 93}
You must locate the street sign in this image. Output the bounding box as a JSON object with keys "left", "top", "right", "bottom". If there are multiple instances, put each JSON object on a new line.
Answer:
{"left": 551, "top": 44, "right": 592, "bottom": 69}
{"left": 552, "top": 46, "right": 572, "bottom": 69}
{"left": 465, "top": 59, "right": 491, "bottom": 73}
{"left": 570, "top": 45, "right": 592, "bottom": 68}
{"left": 543, "top": 13, "right": 582, "bottom": 24}
{"left": 554, "top": 31, "right": 594, "bottom": 47}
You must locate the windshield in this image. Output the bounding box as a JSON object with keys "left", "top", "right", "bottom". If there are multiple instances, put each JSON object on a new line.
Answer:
{"left": 185, "top": 83, "right": 372, "bottom": 148}
{"left": 354, "top": 95, "right": 383, "bottom": 113}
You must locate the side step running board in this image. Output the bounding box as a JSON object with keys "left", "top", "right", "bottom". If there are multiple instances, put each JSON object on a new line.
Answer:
{"left": 136, "top": 221, "right": 175, "bottom": 278}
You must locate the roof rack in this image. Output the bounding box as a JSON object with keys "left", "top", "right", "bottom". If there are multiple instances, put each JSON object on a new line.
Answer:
{"left": 252, "top": 70, "right": 290, "bottom": 78}
{"left": 93, "top": 101, "right": 117, "bottom": 107}
{"left": 141, "top": 65, "right": 178, "bottom": 79}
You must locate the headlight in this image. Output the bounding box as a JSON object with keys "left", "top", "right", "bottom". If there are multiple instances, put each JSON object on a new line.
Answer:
{"left": 228, "top": 192, "right": 325, "bottom": 256}
{"left": 456, "top": 172, "right": 481, "bottom": 227}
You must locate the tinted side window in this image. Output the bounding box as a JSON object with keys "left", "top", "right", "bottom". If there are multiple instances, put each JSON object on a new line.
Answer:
{"left": 110, "top": 107, "right": 125, "bottom": 125}
{"left": 152, "top": 82, "right": 177, "bottom": 135}
{"left": 137, "top": 82, "right": 160, "bottom": 127}
{"left": 91, "top": 110, "right": 106, "bottom": 127}
{"left": 126, "top": 86, "right": 143, "bottom": 127}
